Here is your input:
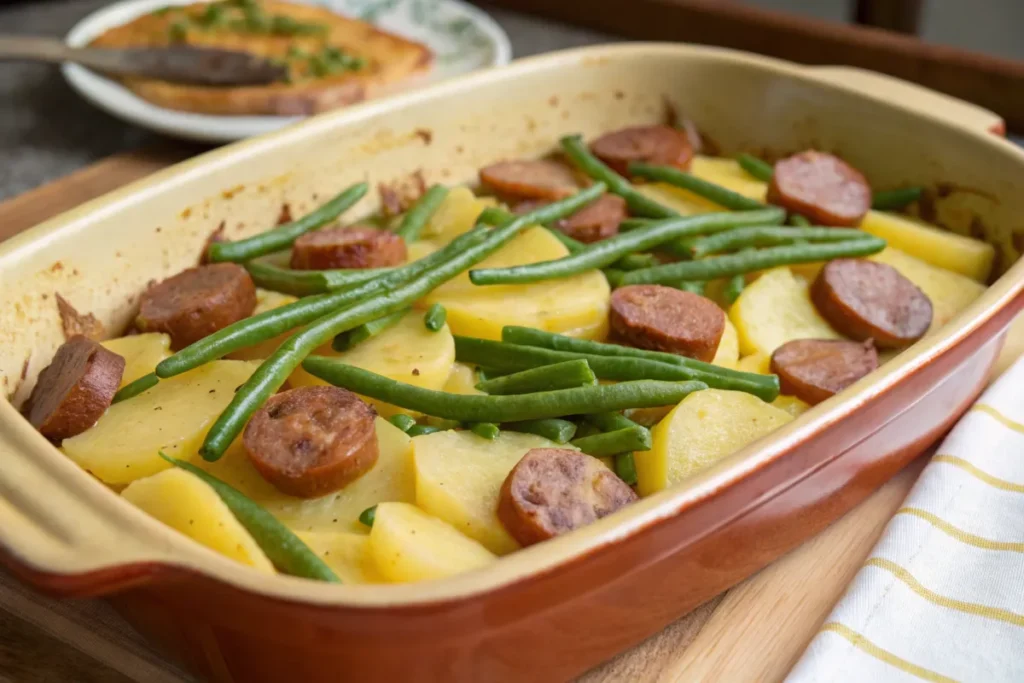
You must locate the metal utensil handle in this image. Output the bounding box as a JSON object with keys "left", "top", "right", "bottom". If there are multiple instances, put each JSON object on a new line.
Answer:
{"left": 0, "top": 35, "right": 142, "bottom": 77}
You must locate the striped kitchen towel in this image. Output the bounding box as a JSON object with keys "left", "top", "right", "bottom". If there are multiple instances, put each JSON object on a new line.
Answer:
{"left": 786, "top": 354, "right": 1024, "bottom": 683}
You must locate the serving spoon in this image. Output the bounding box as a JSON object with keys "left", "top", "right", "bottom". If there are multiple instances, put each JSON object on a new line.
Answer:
{"left": 0, "top": 35, "right": 287, "bottom": 86}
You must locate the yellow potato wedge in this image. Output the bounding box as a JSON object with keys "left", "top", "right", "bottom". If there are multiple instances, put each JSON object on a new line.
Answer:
{"left": 413, "top": 429, "right": 563, "bottom": 554}
{"left": 635, "top": 388, "right": 793, "bottom": 496}
{"left": 122, "top": 468, "right": 274, "bottom": 573}
{"left": 635, "top": 182, "right": 722, "bottom": 215}
{"left": 729, "top": 267, "right": 841, "bottom": 357}
{"left": 101, "top": 332, "right": 171, "bottom": 387}
{"left": 228, "top": 289, "right": 298, "bottom": 361}
{"left": 711, "top": 318, "right": 740, "bottom": 369}
{"left": 860, "top": 211, "right": 993, "bottom": 282}
{"left": 772, "top": 395, "right": 812, "bottom": 418}
{"left": 369, "top": 502, "right": 496, "bottom": 582}
{"left": 421, "top": 187, "right": 493, "bottom": 243}
{"left": 424, "top": 226, "right": 610, "bottom": 340}
{"left": 63, "top": 360, "right": 259, "bottom": 485}
{"left": 290, "top": 310, "right": 455, "bottom": 417}
{"left": 202, "top": 417, "right": 414, "bottom": 533}
{"left": 736, "top": 352, "right": 771, "bottom": 375}
{"left": 443, "top": 362, "right": 482, "bottom": 395}
{"left": 870, "top": 247, "right": 987, "bottom": 332}
{"left": 296, "top": 531, "right": 383, "bottom": 583}
{"left": 690, "top": 155, "right": 770, "bottom": 201}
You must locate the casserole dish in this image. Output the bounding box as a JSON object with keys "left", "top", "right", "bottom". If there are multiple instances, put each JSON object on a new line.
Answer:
{"left": 1, "top": 43, "right": 1022, "bottom": 682}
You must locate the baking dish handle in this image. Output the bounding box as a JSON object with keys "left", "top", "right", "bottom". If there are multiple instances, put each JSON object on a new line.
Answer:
{"left": 0, "top": 407, "right": 178, "bottom": 597}
{"left": 804, "top": 66, "right": 1006, "bottom": 136}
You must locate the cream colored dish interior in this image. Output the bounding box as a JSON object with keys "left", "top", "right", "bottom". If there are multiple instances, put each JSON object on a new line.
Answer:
{"left": 1, "top": 43, "right": 1023, "bottom": 605}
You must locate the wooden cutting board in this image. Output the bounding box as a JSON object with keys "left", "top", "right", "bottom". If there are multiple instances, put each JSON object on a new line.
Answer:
{"left": 1, "top": 150, "right": 1021, "bottom": 683}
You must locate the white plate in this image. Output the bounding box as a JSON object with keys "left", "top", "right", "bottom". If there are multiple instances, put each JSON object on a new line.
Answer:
{"left": 63, "top": 0, "right": 512, "bottom": 143}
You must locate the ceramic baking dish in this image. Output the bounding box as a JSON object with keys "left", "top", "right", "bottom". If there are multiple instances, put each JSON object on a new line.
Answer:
{"left": 1, "top": 43, "right": 1023, "bottom": 683}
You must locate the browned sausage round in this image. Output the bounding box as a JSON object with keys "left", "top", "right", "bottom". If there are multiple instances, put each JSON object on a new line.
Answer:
{"left": 609, "top": 285, "right": 726, "bottom": 362}
{"left": 290, "top": 225, "right": 407, "bottom": 271}
{"left": 770, "top": 338, "right": 878, "bottom": 406}
{"left": 766, "top": 151, "right": 871, "bottom": 226}
{"left": 554, "top": 194, "right": 628, "bottom": 243}
{"left": 811, "top": 259, "right": 932, "bottom": 348}
{"left": 497, "top": 448, "right": 637, "bottom": 546}
{"left": 136, "top": 263, "right": 257, "bottom": 351}
{"left": 243, "top": 386, "right": 379, "bottom": 499}
{"left": 23, "top": 335, "right": 125, "bottom": 441}
{"left": 589, "top": 125, "right": 694, "bottom": 176}
{"left": 479, "top": 160, "right": 580, "bottom": 200}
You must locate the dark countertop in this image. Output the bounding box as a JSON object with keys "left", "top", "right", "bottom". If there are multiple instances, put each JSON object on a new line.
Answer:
{"left": 0, "top": 1, "right": 615, "bottom": 202}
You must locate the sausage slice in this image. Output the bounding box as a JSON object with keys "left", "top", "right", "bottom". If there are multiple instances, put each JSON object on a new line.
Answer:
{"left": 766, "top": 151, "right": 871, "bottom": 226}
{"left": 811, "top": 259, "right": 932, "bottom": 348}
{"left": 609, "top": 285, "right": 726, "bottom": 362}
{"left": 23, "top": 335, "right": 125, "bottom": 441}
{"left": 290, "top": 225, "right": 407, "bottom": 271}
{"left": 590, "top": 125, "right": 694, "bottom": 176}
{"left": 136, "top": 263, "right": 257, "bottom": 351}
{"left": 554, "top": 194, "right": 628, "bottom": 243}
{"left": 770, "top": 339, "right": 878, "bottom": 405}
{"left": 243, "top": 386, "right": 379, "bottom": 499}
{"left": 498, "top": 448, "right": 637, "bottom": 546}
{"left": 479, "top": 160, "right": 580, "bottom": 200}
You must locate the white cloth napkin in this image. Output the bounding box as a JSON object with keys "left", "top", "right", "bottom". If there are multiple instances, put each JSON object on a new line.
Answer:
{"left": 787, "top": 355, "right": 1024, "bottom": 683}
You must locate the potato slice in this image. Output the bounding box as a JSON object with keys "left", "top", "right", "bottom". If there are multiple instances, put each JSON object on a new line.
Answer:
{"left": 690, "top": 155, "right": 770, "bottom": 201}
{"left": 424, "top": 226, "right": 610, "bottom": 341}
{"left": 62, "top": 360, "right": 259, "bottom": 485}
{"left": 122, "top": 468, "right": 274, "bottom": 573}
{"left": 414, "top": 429, "right": 564, "bottom": 554}
{"left": 729, "top": 267, "right": 841, "bottom": 357}
{"left": 228, "top": 289, "right": 297, "bottom": 361}
{"left": 635, "top": 388, "right": 793, "bottom": 496}
{"left": 736, "top": 352, "right": 771, "bottom": 375}
{"left": 101, "top": 333, "right": 171, "bottom": 386}
{"left": 635, "top": 182, "right": 722, "bottom": 215}
{"left": 296, "top": 531, "right": 383, "bottom": 583}
{"left": 860, "top": 211, "right": 993, "bottom": 282}
{"left": 369, "top": 502, "right": 496, "bottom": 582}
{"left": 290, "top": 310, "right": 455, "bottom": 417}
{"left": 870, "top": 247, "right": 987, "bottom": 332}
{"left": 711, "top": 318, "right": 740, "bottom": 369}
{"left": 202, "top": 417, "right": 414, "bottom": 533}
{"left": 772, "top": 395, "right": 812, "bottom": 418}
{"left": 421, "top": 187, "right": 494, "bottom": 243}
{"left": 406, "top": 239, "right": 439, "bottom": 262}
{"left": 443, "top": 362, "right": 482, "bottom": 395}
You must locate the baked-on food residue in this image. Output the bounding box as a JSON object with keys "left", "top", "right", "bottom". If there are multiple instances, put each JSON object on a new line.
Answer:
{"left": 90, "top": 0, "right": 433, "bottom": 115}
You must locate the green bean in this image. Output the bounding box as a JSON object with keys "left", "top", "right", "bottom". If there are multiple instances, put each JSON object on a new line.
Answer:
{"left": 503, "top": 418, "right": 577, "bottom": 443}
{"left": 208, "top": 183, "right": 368, "bottom": 263}
{"left": 603, "top": 268, "right": 626, "bottom": 288}
{"left": 407, "top": 424, "right": 443, "bottom": 437}
{"left": 676, "top": 281, "right": 706, "bottom": 295}
{"left": 628, "top": 162, "right": 765, "bottom": 212}
{"left": 423, "top": 303, "right": 446, "bottom": 332}
{"left": 388, "top": 413, "right": 416, "bottom": 432}
{"left": 561, "top": 134, "right": 678, "bottom": 218}
{"left": 584, "top": 411, "right": 642, "bottom": 433}
{"left": 394, "top": 184, "right": 449, "bottom": 242}
{"left": 199, "top": 185, "right": 607, "bottom": 460}
{"left": 303, "top": 359, "right": 706, "bottom": 421}
{"left": 620, "top": 237, "right": 887, "bottom": 286}
{"left": 872, "top": 187, "right": 924, "bottom": 211}
{"left": 736, "top": 153, "right": 773, "bottom": 182}
{"left": 686, "top": 226, "right": 872, "bottom": 258}
{"left": 614, "top": 453, "right": 638, "bottom": 485}
{"left": 475, "top": 367, "right": 510, "bottom": 382}
{"left": 788, "top": 214, "right": 811, "bottom": 227}
{"left": 112, "top": 372, "right": 159, "bottom": 403}
{"left": 499, "top": 327, "right": 779, "bottom": 401}
{"left": 475, "top": 359, "right": 596, "bottom": 395}
{"left": 614, "top": 253, "right": 660, "bottom": 270}
{"left": 157, "top": 226, "right": 491, "bottom": 379}
{"left": 469, "top": 422, "right": 500, "bottom": 440}
{"left": 424, "top": 417, "right": 462, "bottom": 430}
{"left": 245, "top": 261, "right": 393, "bottom": 296}
{"left": 478, "top": 206, "right": 587, "bottom": 254}
{"left": 332, "top": 309, "right": 407, "bottom": 351}
{"left": 723, "top": 273, "right": 746, "bottom": 305}
{"left": 469, "top": 207, "right": 785, "bottom": 286}
{"left": 571, "top": 427, "right": 651, "bottom": 457}
{"left": 455, "top": 336, "right": 774, "bottom": 400}
{"left": 159, "top": 454, "right": 339, "bottom": 582}
{"left": 619, "top": 218, "right": 657, "bottom": 231}
{"left": 358, "top": 504, "right": 377, "bottom": 527}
